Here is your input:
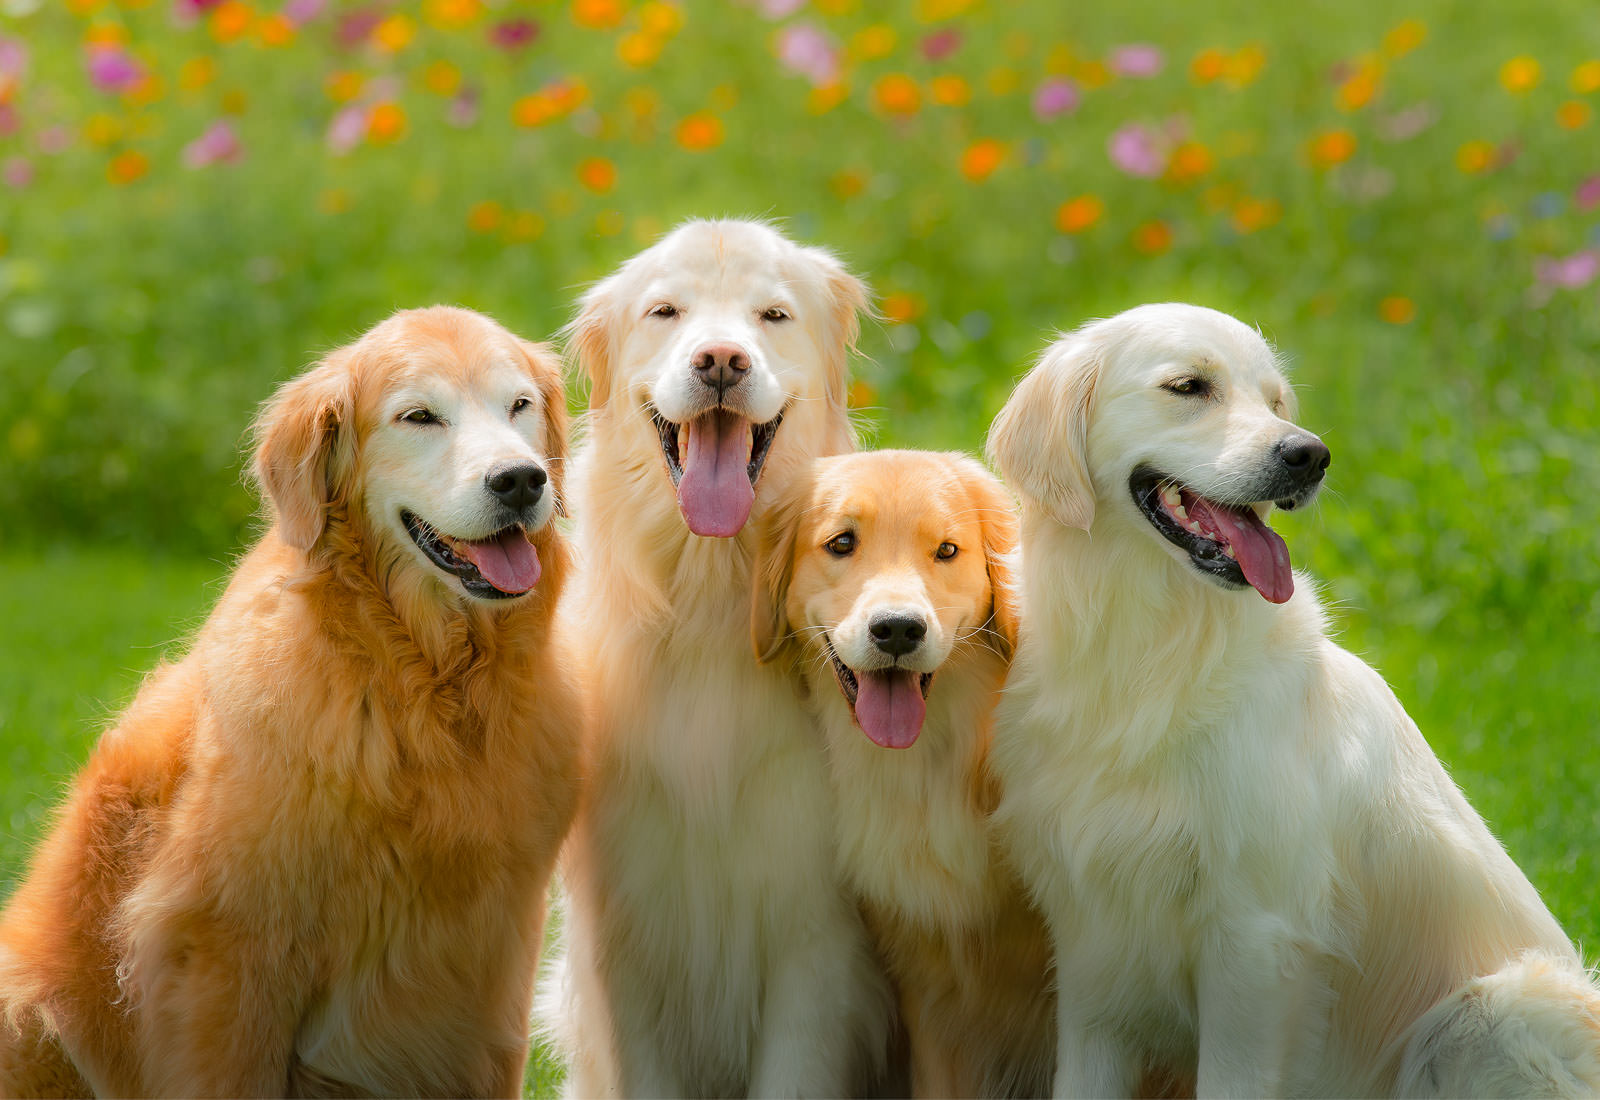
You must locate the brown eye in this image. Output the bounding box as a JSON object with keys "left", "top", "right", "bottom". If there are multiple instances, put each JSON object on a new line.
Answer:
{"left": 824, "top": 531, "right": 856, "bottom": 556}
{"left": 936, "top": 541, "right": 958, "bottom": 560}
{"left": 510, "top": 397, "right": 532, "bottom": 415}
{"left": 1164, "top": 378, "right": 1212, "bottom": 398}
{"left": 402, "top": 408, "right": 438, "bottom": 425}
{"left": 650, "top": 303, "right": 680, "bottom": 319}
{"left": 760, "top": 306, "right": 790, "bottom": 322}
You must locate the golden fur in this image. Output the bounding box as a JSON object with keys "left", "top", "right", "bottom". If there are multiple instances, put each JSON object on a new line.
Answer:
{"left": 0, "top": 307, "right": 583, "bottom": 1098}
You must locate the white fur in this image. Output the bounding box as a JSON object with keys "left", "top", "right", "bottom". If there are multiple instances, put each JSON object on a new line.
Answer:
{"left": 986, "top": 303, "right": 1600, "bottom": 1097}
{"left": 546, "top": 220, "right": 894, "bottom": 1097}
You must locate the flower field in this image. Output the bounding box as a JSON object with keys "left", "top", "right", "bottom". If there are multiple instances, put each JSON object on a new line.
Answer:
{"left": 2, "top": 0, "right": 1599, "bottom": 993}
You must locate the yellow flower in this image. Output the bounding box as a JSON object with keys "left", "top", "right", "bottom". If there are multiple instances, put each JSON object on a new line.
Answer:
{"left": 960, "top": 139, "right": 1006, "bottom": 182}
{"left": 1225, "top": 44, "right": 1267, "bottom": 88}
{"left": 851, "top": 25, "right": 897, "bottom": 61}
{"left": 1132, "top": 220, "right": 1173, "bottom": 255}
{"left": 66, "top": 0, "right": 106, "bottom": 14}
{"left": 1307, "top": 129, "right": 1356, "bottom": 169}
{"left": 84, "top": 21, "right": 129, "bottom": 47}
{"left": 107, "top": 149, "right": 149, "bottom": 185}
{"left": 595, "top": 210, "right": 626, "bottom": 237}
{"left": 638, "top": 1, "right": 683, "bottom": 37}
{"left": 84, "top": 113, "right": 123, "bottom": 146}
{"left": 929, "top": 74, "right": 971, "bottom": 107}
{"left": 1045, "top": 43, "right": 1074, "bottom": 75}
{"left": 424, "top": 0, "right": 482, "bottom": 30}
{"left": 1571, "top": 60, "right": 1600, "bottom": 94}
{"left": 872, "top": 73, "right": 921, "bottom": 115}
{"left": 179, "top": 56, "right": 217, "bottom": 92}
{"left": 1230, "top": 196, "right": 1282, "bottom": 234}
{"left": 617, "top": 29, "right": 659, "bottom": 66}
{"left": 814, "top": 0, "right": 856, "bottom": 13}
{"left": 371, "top": 14, "right": 416, "bottom": 52}
{"left": 424, "top": 61, "right": 461, "bottom": 96}
{"left": 578, "top": 157, "right": 618, "bottom": 192}
{"left": 1499, "top": 56, "right": 1541, "bottom": 94}
{"left": 467, "top": 200, "right": 504, "bottom": 233}
{"left": 916, "top": 0, "right": 973, "bottom": 20}
{"left": 366, "top": 102, "right": 407, "bottom": 143}
{"left": 1378, "top": 296, "right": 1415, "bottom": 324}
{"left": 325, "top": 70, "right": 363, "bottom": 103}
{"left": 986, "top": 66, "right": 1020, "bottom": 96}
{"left": 1075, "top": 60, "right": 1111, "bottom": 89}
{"left": 125, "top": 73, "right": 167, "bottom": 107}
{"left": 1556, "top": 99, "right": 1592, "bottom": 129}
{"left": 1054, "top": 194, "right": 1104, "bottom": 233}
{"left": 572, "top": 0, "right": 626, "bottom": 31}
{"left": 254, "top": 13, "right": 295, "bottom": 47}
{"left": 1381, "top": 19, "right": 1427, "bottom": 59}
{"left": 675, "top": 112, "right": 723, "bottom": 150}
{"left": 808, "top": 82, "right": 849, "bottom": 115}
{"left": 1455, "top": 139, "right": 1495, "bottom": 174}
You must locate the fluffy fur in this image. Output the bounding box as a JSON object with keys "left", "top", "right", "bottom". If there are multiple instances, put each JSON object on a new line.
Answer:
{"left": 986, "top": 302, "right": 1600, "bottom": 1098}
{"left": 750, "top": 449, "right": 1057, "bottom": 1098}
{"left": 548, "top": 220, "right": 896, "bottom": 1097}
{"left": 0, "top": 307, "right": 583, "bottom": 1098}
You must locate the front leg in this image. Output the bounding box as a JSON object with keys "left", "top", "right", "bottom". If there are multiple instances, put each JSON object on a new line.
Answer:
{"left": 1194, "top": 918, "right": 1317, "bottom": 1098}
{"left": 1051, "top": 931, "right": 1138, "bottom": 1099}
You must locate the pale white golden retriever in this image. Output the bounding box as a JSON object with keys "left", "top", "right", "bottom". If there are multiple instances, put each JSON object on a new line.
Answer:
{"left": 751, "top": 449, "right": 1057, "bottom": 1098}
{"left": 0, "top": 307, "right": 581, "bottom": 1097}
{"left": 986, "top": 303, "right": 1600, "bottom": 1098}
{"left": 548, "top": 220, "right": 896, "bottom": 1097}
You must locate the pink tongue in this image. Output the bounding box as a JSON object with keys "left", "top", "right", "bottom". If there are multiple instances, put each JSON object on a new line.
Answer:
{"left": 1185, "top": 496, "right": 1294, "bottom": 604}
{"left": 458, "top": 529, "right": 542, "bottom": 594}
{"left": 852, "top": 669, "right": 926, "bottom": 749}
{"left": 678, "top": 410, "right": 755, "bottom": 538}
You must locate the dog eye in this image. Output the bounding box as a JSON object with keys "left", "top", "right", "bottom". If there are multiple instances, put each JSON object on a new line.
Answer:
{"left": 510, "top": 397, "right": 532, "bottom": 416}
{"left": 936, "top": 542, "right": 959, "bottom": 560}
{"left": 649, "top": 303, "right": 680, "bottom": 319}
{"left": 760, "top": 306, "right": 791, "bottom": 323}
{"left": 824, "top": 532, "right": 856, "bottom": 556}
{"left": 401, "top": 408, "right": 438, "bottom": 425}
{"left": 1164, "top": 378, "right": 1212, "bottom": 398}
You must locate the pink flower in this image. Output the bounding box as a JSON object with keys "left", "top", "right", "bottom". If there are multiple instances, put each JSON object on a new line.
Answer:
{"left": 0, "top": 36, "right": 27, "bottom": 81}
{"left": 759, "top": 0, "right": 806, "bottom": 18}
{"left": 183, "top": 121, "right": 242, "bottom": 167}
{"left": 1107, "top": 122, "right": 1164, "bottom": 177}
{"left": 920, "top": 29, "right": 962, "bottom": 62}
{"left": 1575, "top": 175, "right": 1600, "bottom": 212}
{"left": 1110, "top": 44, "right": 1163, "bottom": 78}
{"left": 336, "top": 8, "right": 384, "bottom": 48}
{"left": 1032, "top": 78, "right": 1080, "bottom": 120}
{"left": 1535, "top": 250, "right": 1600, "bottom": 289}
{"left": 776, "top": 23, "right": 838, "bottom": 86}
{"left": 36, "top": 125, "right": 72, "bottom": 154}
{"left": 2, "top": 156, "right": 32, "bottom": 189}
{"left": 489, "top": 18, "right": 539, "bottom": 51}
{"left": 448, "top": 88, "right": 479, "bottom": 128}
{"left": 283, "top": 0, "right": 325, "bottom": 24}
{"left": 326, "top": 105, "right": 368, "bottom": 154}
{"left": 0, "top": 103, "right": 17, "bottom": 138}
{"left": 87, "top": 46, "right": 144, "bottom": 94}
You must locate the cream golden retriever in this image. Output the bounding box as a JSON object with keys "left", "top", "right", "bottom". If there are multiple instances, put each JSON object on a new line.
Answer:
{"left": 0, "top": 306, "right": 582, "bottom": 1097}
{"left": 750, "top": 448, "right": 1058, "bottom": 1098}
{"left": 986, "top": 302, "right": 1600, "bottom": 1097}
{"left": 548, "top": 220, "right": 896, "bottom": 1096}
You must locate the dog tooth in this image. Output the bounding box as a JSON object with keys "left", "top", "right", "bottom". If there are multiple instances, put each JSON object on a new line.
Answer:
{"left": 1223, "top": 545, "right": 1237, "bottom": 559}
{"left": 1186, "top": 521, "right": 1203, "bottom": 534}
{"left": 1173, "top": 504, "right": 1188, "bottom": 521}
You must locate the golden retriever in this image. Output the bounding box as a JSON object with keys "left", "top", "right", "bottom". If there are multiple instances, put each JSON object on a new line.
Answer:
{"left": 546, "top": 219, "right": 897, "bottom": 1097}
{"left": 0, "top": 306, "right": 582, "bottom": 1098}
{"left": 750, "top": 448, "right": 1057, "bottom": 1098}
{"left": 986, "top": 302, "right": 1600, "bottom": 1097}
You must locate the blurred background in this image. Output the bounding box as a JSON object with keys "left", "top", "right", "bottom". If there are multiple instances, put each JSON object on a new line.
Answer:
{"left": 1, "top": 0, "right": 1597, "bottom": 1074}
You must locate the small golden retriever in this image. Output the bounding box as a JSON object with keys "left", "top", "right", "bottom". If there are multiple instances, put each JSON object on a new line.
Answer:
{"left": 986, "top": 302, "right": 1600, "bottom": 1097}
{"left": 0, "top": 306, "right": 582, "bottom": 1097}
{"left": 547, "top": 220, "right": 898, "bottom": 1097}
{"left": 750, "top": 449, "right": 1058, "bottom": 1098}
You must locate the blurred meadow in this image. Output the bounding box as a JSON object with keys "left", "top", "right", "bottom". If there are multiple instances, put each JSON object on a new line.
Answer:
{"left": 1, "top": 0, "right": 1598, "bottom": 1091}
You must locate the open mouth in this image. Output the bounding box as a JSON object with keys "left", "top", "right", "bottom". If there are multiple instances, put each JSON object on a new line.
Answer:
{"left": 402, "top": 510, "right": 542, "bottom": 600}
{"left": 651, "top": 405, "right": 785, "bottom": 538}
{"left": 824, "top": 635, "right": 934, "bottom": 750}
{"left": 1129, "top": 466, "right": 1294, "bottom": 604}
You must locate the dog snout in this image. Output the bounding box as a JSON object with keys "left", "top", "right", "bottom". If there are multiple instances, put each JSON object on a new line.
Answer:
{"left": 692, "top": 343, "right": 750, "bottom": 399}
{"left": 485, "top": 463, "right": 548, "bottom": 511}
{"left": 1274, "top": 433, "right": 1330, "bottom": 484}
{"left": 868, "top": 611, "right": 928, "bottom": 658}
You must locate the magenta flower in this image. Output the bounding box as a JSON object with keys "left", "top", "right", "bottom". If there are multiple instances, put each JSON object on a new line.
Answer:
{"left": 489, "top": 18, "right": 540, "bottom": 51}
{"left": 2, "top": 155, "right": 31, "bottom": 189}
{"left": 326, "top": 105, "right": 368, "bottom": 154}
{"left": 336, "top": 8, "right": 384, "bottom": 48}
{"left": 921, "top": 29, "right": 962, "bottom": 62}
{"left": 1535, "top": 250, "right": 1600, "bottom": 289}
{"left": 87, "top": 46, "right": 144, "bottom": 94}
{"left": 1576, "top": 176, "right": 1600, "bottom": 212}
{"left": 1107, "top": 123, "right": 1164, "bottom": 177}
{"left": 183, "top": 121, "right": 242, "bottom": 167}
{"left": 1110, "top": 44, "right": 1164, "bottom": 78}
{"left": 172, "top": 0, "right": 226, "bottom": 25}
{"left": 776, "top": 23, "right": 838, "bottom": 86}
{"left": 1032, "top": 78, "right": 1080, "bottom": 121}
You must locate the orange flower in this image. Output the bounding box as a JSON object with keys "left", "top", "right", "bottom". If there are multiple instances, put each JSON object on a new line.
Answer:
{"left": 325, "top": 71, "right": 363, "bottom": 102}
{"left": 1499, "top": 55, "right": 1541, "bottom": 94}
{"left": 578, "top": 156, "right": 617, "bottom": 192}
{"left": 1378, "top": 296, "right": 1415, "bottom": 324}
{"left": 1573, "top": 60, "right": 1600, "bottom": 94}
{"left": 872, "top": 73, "right": 921, "bottom": 115}
{"left": 1336, "top": 65, "right": 1380, "bottom": 112}
{"left": 424, "top": 0, "right": 482, "bottom": 30}
{"left": 675, "top": 112, "right": 723, "bottom": 150}
{"left": 1455, "top": 139, "right": 1495, "bottom": 174}
{"left": 830, "top": 170, "right": 866, "bottom": 199}
{"left": 618, "top": 31, "right": 662, "bottom": 67}
{"left": 1307, "top": 128, "right": 1356, "bottom": 169}
{"left": 424, "top": 61, "right": 462, "bottom": 96}
{"left": 84, "top": 21, "right": 129, "bottom": 47}
{"left": 808, "top": 82, "right": 849, "bottom": 115}
{"left": 255, "top": 13, "right": 295, "bottom": 47}
{"left": 371, "top": 14, "right": 416, "bottom": 52}
{"left": 547, "top": 79, "right": 589, "bottom": 113}
{"left": 1165, "top": 141, "right": 1213, "bottom": 184}
{"left": 1557, "top": 99, "right": 1592, "bottom": 129}
{"left": 1190, "top": 48, "right": 1226, "bottom": 84}
{"left": 572, "top": 0, "right": 626, "bottom": 30}
{"left": 1054, "top": 194, "right": 1104, "bottom": 233}
{"left": 1075, "top": 59, "right": 1111, "bottom": 89}
{"left": 467, "top": 200, "right": 504, "bottom": 233}
{"left": 638, "top": 1, "right": 683, "bottom": 36}
{"left": 1230, "top": 196, "right": 1282, "bottom": 234}
{"left": 209, "top": 0, "right": 253, "bottom": 43}
{"left": 1381, "top": 19, "right": 1427, "bottom": 59}
{"left": 847, "top": 379, "right": 877, "bottom": 409}
{"left": 1132, "top": 220, "right": 1173, "bottom": 255}
{"left": 366, "top": 102, "right": 407, "bottom": 143}
{"left": 107, "top": 149, "right": 149, "bottom": 184}
{"left": 960, "top": 139, "right": 1006, "bottom": 182}
{"left": 929, "top": 74, "right": 971, "bottom": 107}
{"left": 881, "top": 293, "right": 922, "bottom": 324}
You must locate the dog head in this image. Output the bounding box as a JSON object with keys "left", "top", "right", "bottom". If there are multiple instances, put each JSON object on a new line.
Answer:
{"left": 753, "top": 450, "right": 1018, "bottom": 748}
{"left": 569, "top": 218, "right": 868, "bottom": 538}
{"left": 988, "top": 302, "right": 1328, "bottom": 604}
{"left": 252, "top": 306, "right": 567, "bottom": 603}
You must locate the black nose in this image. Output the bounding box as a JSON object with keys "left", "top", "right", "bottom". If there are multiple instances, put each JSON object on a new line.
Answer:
{"left": 868, "top": 612, "right": 927, "bottom": 658}
{"left": 693, "top": 343, "right": 750, "bottom": 398}
{"left": 485, "top": 464, "right": 547, "bottom": 511}
{"left": 1275, "top": 434, "right": 1331, "bottom": 481}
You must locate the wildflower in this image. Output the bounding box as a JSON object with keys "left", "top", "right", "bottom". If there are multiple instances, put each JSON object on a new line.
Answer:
{"left": 930, "top": 74, "right": 970, "bottom": 106}
{"left": 1225, "top": 45, "right": 1267, "bottom": 87}
{"left": 1378, "top": 296, "right": 1416, "bottom": 324}
{"left": 1110, "top": 44, "right": 1163, "bottom": 78}
{"left": 618, "top": 32, "right": 661, "bottom": 67}
{"left": 366, "top": 101, "right": 406, "bottom": 142}
{"left": 325, "top": 70, "right": 363, "bottom": 102}
{"left": 872, "top": 73, "right": 921, "bottom": 115}
{"left": 1190, "top": 48, "right": 1226, "bottom": 84}
{"left": 851, "top": 25, "right": 897, "bottom": 62}
{"left": 921, "top": 29, "right": 961, "bottom": 62}
{"left": 506, "top": 210, "right": 546, "bottom": 242}
{"left": 1455, "top": 139, "right": 1495, "bottom": 174}
{"left": 1499, "top": 56, "right": 1541, "bottom": 94}
{"left": 424, "top": 61, "right": 462, "bottom": 96}
{"left": 283, "top": 0, "right": 324, "bottom": 24}
{"left": 960, "top": 139, "right": 1005, "bottom": 182}
{"left": 182, "top": 119, "right": 241, "bottom": 166}
{"left": 467, "top": 200, "right": 503, "bottom": 232}
{"left": 776, "top": 23, "right": 838, "bottom": 85}
{"left": 255, "top": 13, "right": 294, "bottom": 46}
{"left": 759, "top": 0, "right": 804, "bottom": 17}
{"left": 847, "top": 379, "right": 876, "bottom": 409}
{"left": 107, "top": 149, "right": 149, "bottom": 184}
{"left": 84, "top": 112, "right": 122, "bottom": 145}
{"left": 1336, "top": 66, "right": 1380, "bottom": 111}
{"left": 86, "top": 46, "right": 144, "bottom": 93}
{"left": 1556, "top": 100, "right": 1591, "bottom": 129}
{"left": 829, "top": 170, "right": 866, "bottom": 199}
{"left": 1165, "top": 141, "right": 1213, "bottom": 184}
{"left": 209, "top": 0, "right": 253, "bottom": 42}
{"left": 1132, "top": 220, "right": 1173, "bottom": 254}
{"left": 1573, "top": 60, "right": 1600, "bottom": 94}
{"left": 447, "top": 88, "right": 479, "bottom": 127}
{"left": 3, "top": 156, "right": 32, "bottom": 188}
{"left": 881, "top": 293, "right": 921, "bottom": 323}
{"left": 325, "top": 104, "right": 367, "bottom": 153}
{"left": 1376, "top": 102, "right": 1436, "bottom": 141}
{"left": 1107, "top": 123, "right": 1164, "bottom": 177}
{"left": 371, "top": 14, "right": 416, "bottom": 52}
{"left": 424, "top": 0, "right": 481, "bottom": 30}
{"left": 1230, "top": 196, "right": 1282, "bottom": 233}
{"left": 489, "top": 19, "right": 539, "bottom": 51}
{"left": 639, "top": 2, "right": 683, "bottom": 36}
{"left": 1576, "top": 175, "right": 1600, "bottom": 211}
{"left": 1054, "top": 194, "right": 1103, "bottom": 233}
{"left": 572, "top": 0, "right": 625, "bottom": 31}
{"left": 675, "top": 111, "right": 723, "bottom": 150}
{"left": 986, "top": 66, "right": 1020, "bottom": 95}
{"left": 335, "top": 10, "right": 382, "bottom": 48}
{"left": 0, "top": 37, "right": 26, "bottom": 98}
{"left": 179, "top": 56, "right": 218, "bottom": 92}
{"left": 1031, "top": 78, "right": 1079, "bottom": 120}
{"left": 577, "top": 156, "right": 616, "bottom": 192}
{"left": 1306, "top": 128, "right": 1356, "bottom": 169}
{"left": 1382, "top": 19, "right": 1426, "bottom": 58}
{"left": 808, "top": 82, "right": 849, "bottom": 114}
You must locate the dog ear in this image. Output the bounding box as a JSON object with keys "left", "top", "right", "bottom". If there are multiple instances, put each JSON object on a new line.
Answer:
{"left": 251, "top": 348, "right": 356, "bottom": 551}
{"left": 987, "top": 335, "right": 1102, "bottom": 531}
{"left": 800, "top": 245, "right": 872, "bottom": 429}
{"left": 959, "top": 458, "right": 1021, "bottom": 659}
{"left": 566, "top": 274, "right": 620, "bottom": 412}
{"left": 750, "top": 484, "right": 808, "bottom": 665}
{"left": 518, "top": 339, "right": 569, "bottom": 517}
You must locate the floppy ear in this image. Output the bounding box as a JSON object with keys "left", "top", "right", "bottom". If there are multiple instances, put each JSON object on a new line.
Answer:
{"left": 986, "top": 335, "right": 1102, "bottom": 530}
{"left": 750, "top": 485, "right": 808, "bottom": 665}
{"left": 800, "top": 245, "right": 872, "bottom": 422}
{"left": 566, "top": 274, "right": 620, "bottom": 411}
{"left": 251, "top": 350, "right": 356, "bottom": 551}
{"left": 519, "top": 339, "right": 570, "bottom": 516}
